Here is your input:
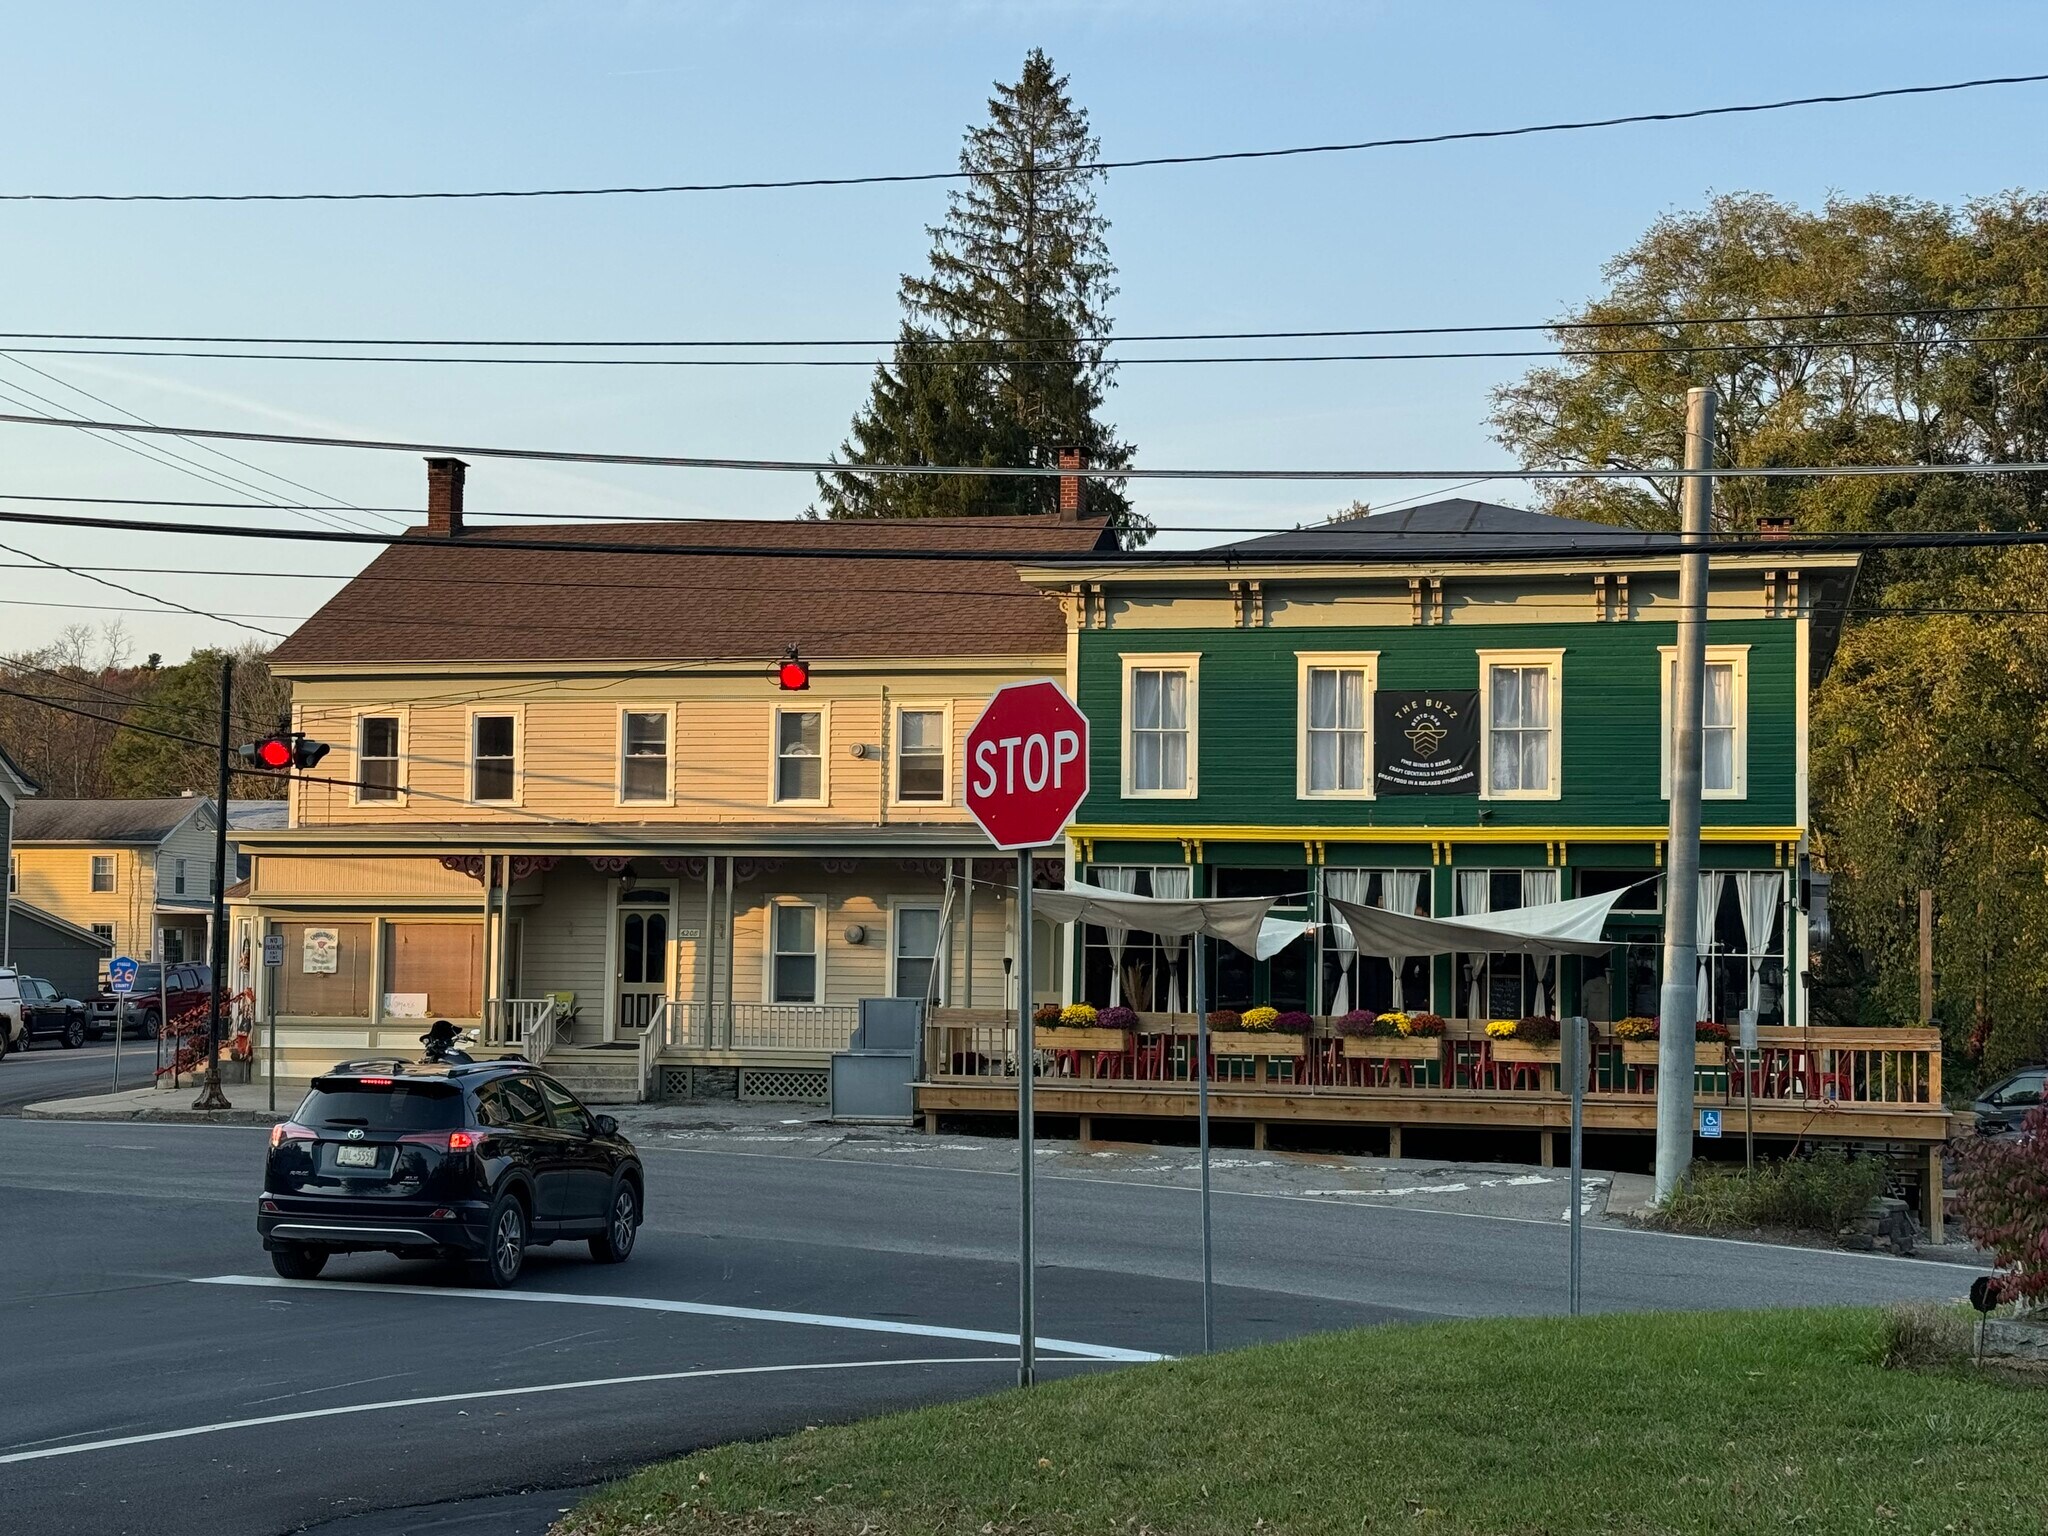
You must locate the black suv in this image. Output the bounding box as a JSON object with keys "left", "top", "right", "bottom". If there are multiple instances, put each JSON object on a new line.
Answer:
{"left": 1973, "top": 1065, "right": 2046, "bottom": 1136}
{"left": 19, "top": 976, "right": 89, "bottom": 1049}
{"left": 259, "top": 1059, "right": 644, "bottom": 1287}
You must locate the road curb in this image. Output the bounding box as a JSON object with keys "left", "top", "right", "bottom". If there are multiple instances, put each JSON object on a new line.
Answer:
{"left": 22, "top": 1100, "right": 284, "bottom": 1126}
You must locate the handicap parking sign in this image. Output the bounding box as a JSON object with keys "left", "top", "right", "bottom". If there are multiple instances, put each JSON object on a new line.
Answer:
{"left": 1699, "top": 1108, "right": 1722, "bottom": 1139}
{"left": 107, "top": 956, "right": 139, "bottom": 995}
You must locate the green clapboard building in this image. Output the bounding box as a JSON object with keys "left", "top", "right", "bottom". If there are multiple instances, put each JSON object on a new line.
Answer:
{"left": 1018, "top": 499, "right": 1858, "bottom": 1032}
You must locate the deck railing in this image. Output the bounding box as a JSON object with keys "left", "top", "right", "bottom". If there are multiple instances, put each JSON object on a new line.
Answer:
{"left": 483, "top": 997, "right": 557, "bottom": 1050}
{"left": 661, "top": 1001, "right": 861, "bottom": 1054}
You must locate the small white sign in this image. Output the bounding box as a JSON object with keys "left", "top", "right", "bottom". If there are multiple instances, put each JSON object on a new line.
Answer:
{"left": 382, "top": 993, "right": 428, "bottom": 1019}
{"left": 302, "top": 927, "right": 339, "bottom": 974}
{"left": 1700, "top": 1108, "right": 1723, "bottom": 1139}
{"left": 262, "top": 934, "right": 286, "bottom": 968}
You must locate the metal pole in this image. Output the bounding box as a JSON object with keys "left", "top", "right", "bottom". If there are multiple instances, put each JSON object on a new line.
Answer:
{"left": 1740, "top": 1006, "right": 1758, "bottom": 1172}
{"left": 193, "top": 656, "right": 234, "bottom": 1110}
{"left": 1194, "top": 930, "right": 1214, "bottom": 1354}
{"left": 1568, "top": 1015, "right": 1586, "bottom": 1316}
{"left": 111, "top": 994, "right": 125, "bottom": 1093}
{"left": 1654, "top": 385, "right": 1715, "bottom": 1201}
{"left": 1015, "top": 848, "right": 1036, "bottom": 1388}
{"left": 267, "top": 928, "right": 279, "bottom": 1113}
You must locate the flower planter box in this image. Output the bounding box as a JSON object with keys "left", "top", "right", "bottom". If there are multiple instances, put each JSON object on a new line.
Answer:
{"left": 1490, "top": 1040, "right": 1563, "bottom": 1064}
{"left": 1033, "top": 1027, "right": 1129, "bottom": 1053}
{"left": 1343, "top": 1036, "right": 1440, "bottom": 1062}
{"left": 1210, "top": 1031, "right": 1307, "bottom": 1057}
{"left": 1620, "top": 1041, "right": 1727, "bottom": 1066}
{"left": 1697, "top": 1042, "right": 1728, "bottom": 1067}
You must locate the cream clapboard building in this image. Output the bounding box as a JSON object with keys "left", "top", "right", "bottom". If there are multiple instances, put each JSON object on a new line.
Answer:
{"left": 236, "top": 460, "right": 1109, "bottom": 1103}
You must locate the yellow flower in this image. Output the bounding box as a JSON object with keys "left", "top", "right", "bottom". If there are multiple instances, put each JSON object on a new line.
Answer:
{"left": 1378, "top": 1011, "right": 1412, "bottom": 1036}
{"left": 1241, "top": 1005, "right": 1280, "bottom": 1031}
{"left": 1059, "top": 1003, "right": 1098, "bottom": 1026}
{"left": 1485, "top": 1019, "right": 1518, "bottom": 1040}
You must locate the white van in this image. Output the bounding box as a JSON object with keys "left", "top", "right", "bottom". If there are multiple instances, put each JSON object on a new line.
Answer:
{"left": 0, "top": 969, "right": 25, "bottom": 1058}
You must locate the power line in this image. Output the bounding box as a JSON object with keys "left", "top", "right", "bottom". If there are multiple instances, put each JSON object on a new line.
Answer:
{"left": 9, "top": 409, "right": 2048, "bottom": 481}
{"left": 11, "top": 331, "right": 2048, "bottom": 368}
{"left": 13, "top": 301, "right": 2048, "bottom": 349}
{"left": 0, "top": 539, "right": 288, "bottom": 639}
{"left": 8, "top": 71, "right": 2043, "bottom": 202}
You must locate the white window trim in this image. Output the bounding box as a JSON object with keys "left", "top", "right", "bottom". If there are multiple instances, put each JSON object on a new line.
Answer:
{"left": 1476, "top": 648, "right": 1565, "bottom": 802}
{"left": 1295, "top": 650, "right": 1380, "bottom": 801}
{"left": 90, "top": 853, "right": 117, "bottom": 893}
{"left": 770, "top": 703, "right": 831, "bottom": 806}
{"left": 888, "top": 700, "right": 953, "bottom": 810}
{"left": 467, "top": 705, "right": 524, "bottom": 806}
{"left": 1120, "top": 651, "right": 1201, "bottom": 800}
{"left": 616, "top": 706, "right": 675, "bottom": 807}
{"left": 888, "top": 897, "right": 946, "bottom": 1002}
{"left": 352, "top": 708, "right": 409, "bottom": 807}
{"left": 1659, "top": 644, "right": 1751, "bottom": 801}
{"left": 762, "top": 894, "right": 827, "bottom": 1004}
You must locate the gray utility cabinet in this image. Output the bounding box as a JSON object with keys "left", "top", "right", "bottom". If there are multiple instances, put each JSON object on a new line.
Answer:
{"left": 829, "top": 998, "right": 922, "bottom": 1122}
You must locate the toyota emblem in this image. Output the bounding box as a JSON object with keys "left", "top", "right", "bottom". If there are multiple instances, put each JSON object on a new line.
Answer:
{"left": 346, "top": 1128, "right": 365, "bottom": 1141}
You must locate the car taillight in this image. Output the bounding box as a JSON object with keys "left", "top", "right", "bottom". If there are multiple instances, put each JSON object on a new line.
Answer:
{"left": 357, "top": 1076, "right": 394, "bottom": 1085}
{"left": 398, "top": 1129, "right": 476, "bottom": 1153}
{"left": 269, "top": 1121, "right": 314, "bottom": 1149}
{"left": 447, "top": 1130, "right": 475, "bottom": 1152}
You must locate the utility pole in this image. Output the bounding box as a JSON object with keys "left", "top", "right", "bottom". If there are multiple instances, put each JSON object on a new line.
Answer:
{"left": 1654, "top": 386, "right": 1716, "bottom": 1203}
{"left": 192, "top": 656, "right": 234, "bottom": 1112}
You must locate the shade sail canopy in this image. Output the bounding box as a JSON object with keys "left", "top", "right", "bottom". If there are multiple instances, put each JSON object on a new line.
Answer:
{"left": 1030, "top": 883, "right": 1297, "bottom": 960}
{"left": 1330, "top": 884, "right": 1637, "bottom": 960}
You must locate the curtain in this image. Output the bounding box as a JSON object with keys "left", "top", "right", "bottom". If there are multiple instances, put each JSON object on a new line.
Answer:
{"left": 1387, "top": 870, "right": 1424, "bottom": 1010}
{"left": 1695, "top": 872, "right": 1726, "bottom": 1023}
{"left": 1521, "top": 871, "right": 1559, "bottom": 1015}
{"left": 1324, "top": 869, "right": 1369, "bottom": 1014}
{"left": 1734, "top": 870, "right": 1782, "bottom": 1019}
{"left": 1457, "top": 871, "right": 1490, "bottom": 1018}
{"left": 1150, "top": 865, "right": 1193, "bottom": 1011}
{"left": 1091, "top": 866, "right": 1138, "bottom": 1005}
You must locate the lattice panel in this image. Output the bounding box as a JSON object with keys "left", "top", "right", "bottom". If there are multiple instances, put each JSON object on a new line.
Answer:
{"left": 739, "top": 1067, "right": 829, "bottom": 1104}
{"left": 658, "top": 1067, "right": 693, "bottom": 1100}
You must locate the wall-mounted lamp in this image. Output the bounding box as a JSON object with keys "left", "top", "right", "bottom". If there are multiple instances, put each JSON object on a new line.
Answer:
{"left": 843, "top": 924, "right": 867, "bottom": 945}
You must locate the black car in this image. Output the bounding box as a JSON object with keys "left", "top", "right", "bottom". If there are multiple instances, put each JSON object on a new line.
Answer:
{"left": 258, "top": 1059, "right": 644, "bottom": 1288}
{"left": 1972, "top": 1065, "right": 2046, "bottom": 1135}
{"left": 18, "top": 976, "right": 88, "bottom": 1049}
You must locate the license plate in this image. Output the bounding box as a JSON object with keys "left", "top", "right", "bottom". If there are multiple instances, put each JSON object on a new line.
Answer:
{"left": 335, "top": 1144, "right": 379, "bottom": 1168}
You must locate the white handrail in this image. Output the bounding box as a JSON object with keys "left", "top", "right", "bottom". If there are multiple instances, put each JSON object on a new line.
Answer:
{"left": 636, "top": 1002, "right": 670, "bottom": 1099}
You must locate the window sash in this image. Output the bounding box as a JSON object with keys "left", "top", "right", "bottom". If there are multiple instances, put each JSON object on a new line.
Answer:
{"left": 90, "top": 855, "right": 115, "bottom": 892}
{"left": 896, "top": 709, "right": 945, "bottom": 802}
{"left": 776, "top": 711, "right": 823, "bottom": 801}
{"left": 174, "top": 858, "right": 187, "bottom": 895}
{"left": 620, "top": 711, "right": 670, "bottom": 802}
{"left": 1305, "top": 666, "right": 1368, "bottom": 792}
{"left": 1486, "top": 665, "right": 1552, "bottom": 793}
{"left": 894, "top": 905, "right": 941, "bottom": 998}
{"left": 771, "top": 902, "right": 819, "bottom": 1003}
{"left": 472, "top": 716, "right": 516, "bottom": 801}
{"left": 359, "top": 717, "right": 400, "bottom": 800}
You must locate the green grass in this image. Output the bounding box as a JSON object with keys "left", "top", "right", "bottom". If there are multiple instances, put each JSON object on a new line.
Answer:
{"left": 558, "top": 1309, "right": 2047, "bottom": 1536}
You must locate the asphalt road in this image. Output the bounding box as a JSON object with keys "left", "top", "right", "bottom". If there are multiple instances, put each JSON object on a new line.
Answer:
{"left": 0, "top": 1037, "right": 160, "bottom": 1111}
{"left": 0, "top": 1117, "right": 1973, "bottom": 1536}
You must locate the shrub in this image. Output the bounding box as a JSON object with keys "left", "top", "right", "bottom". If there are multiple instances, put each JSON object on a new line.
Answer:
{"left": 1372, "top": 1010, "right": 1410, "bottom": 1037}
{"left": 1239, "top": 1006, "right": 1280, "bottom": 1032}
{"left": 1335, "top": 1009, "right": 1378, "bottom": 1038}
{"left": 1653, "top": 1147, "right": 1887, "bottom": 1235}
{"left": 1032, "top": 1004, "right": 1062, "bottom": 1027}
{"left": 1878, "top": 1302, "right": 1974, "bottom": 1370}
{"left": 1058, "top": 1003, "right": 1098, "bottom": 1027}
{"left": 1696, "top": 1020, "right": 1731, "bottom": 1044}
{"left": 1273, "top": 1010, "right": 1315, "bottom": 1033}
{"left": 1954, "top": 1104, "right": 2048, "bottom": 1306}
{"left": 1095, "top": 1005, "right": 1138, "bottom": 1032}
{"left": 1614, "top": 1016, "right": 1658, "bottom": 1041}
{"left": 1515, "top": 1015, "right": 1561, "bottom": 1046}
{"left": 1406, "top": 1012, "right": 1447, "bottom": 1038}
{"left": 1206, "top": 1009, "right": 1242, "bottom": 1030}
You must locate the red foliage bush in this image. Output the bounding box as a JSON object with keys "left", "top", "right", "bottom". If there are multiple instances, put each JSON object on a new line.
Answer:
{"left": 1954, "top": 1105, "right": 2048, "bottom": 1305}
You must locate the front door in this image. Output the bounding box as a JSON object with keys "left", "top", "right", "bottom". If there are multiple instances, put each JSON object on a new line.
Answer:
{"left": 613, "top": 883, "right": 674, "bottom": 1039}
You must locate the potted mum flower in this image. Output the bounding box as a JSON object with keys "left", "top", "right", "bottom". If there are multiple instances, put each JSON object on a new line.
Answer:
{"left": 1694, "top": 1019, "right": 1731, "bottom": 1067}
{"left": 1343, "top": 1008, "right": 1440, "bottom": 1064}
{"left": 1335, "top": 1009, "right": 1379, "bottom": 1038}
{"left": 1035, "top": 1001, "right": 1128, "bottom": 1053}
{"left": 1488, "top": 1015, "right": 1564, "bottom": 1066}
{"left": 1615, "top": 1016, "right": 1660, "bottom": 1066}
{"left": 1210, "top": 1004, "right": 1307, "bottom": 1061}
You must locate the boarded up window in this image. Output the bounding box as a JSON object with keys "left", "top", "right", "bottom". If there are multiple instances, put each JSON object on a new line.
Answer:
{"left": 384, "top": 923, "right": 484, "bottom": 1019}
{"left": 277, "top": 921, "right": 372, "bottom": 1017}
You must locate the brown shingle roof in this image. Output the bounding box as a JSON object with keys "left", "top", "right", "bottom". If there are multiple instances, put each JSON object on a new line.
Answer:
{"left": 270, "top": 516, "right": 1113, "bottom": 666}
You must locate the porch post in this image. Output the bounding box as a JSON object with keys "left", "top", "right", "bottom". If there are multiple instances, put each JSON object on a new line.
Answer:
{"left": 721, "top": 855, "right": 736, "bottom": 1047}
{"left": 478, "top": 854, "right": 496, "bottom": 1040}
{"left": 701, "top": 855, "right": 716, "bottom": 1038}
{"left": 963, "top": 858, "right": 976, "bottom": 1008}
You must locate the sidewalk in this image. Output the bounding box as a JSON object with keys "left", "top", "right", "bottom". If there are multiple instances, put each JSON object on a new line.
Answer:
{"left": 23, "top": 1081, "right": 289, "bottom": 1126}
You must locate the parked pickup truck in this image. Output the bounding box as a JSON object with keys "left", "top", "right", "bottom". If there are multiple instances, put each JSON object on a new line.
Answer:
{"left": 88, "top": 963, "right": 213, "bottom": 1040}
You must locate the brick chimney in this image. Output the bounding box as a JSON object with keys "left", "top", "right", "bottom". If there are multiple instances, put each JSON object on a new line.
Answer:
{"left": 1056, "top": 447, "right": 1083, "bottom": 521}
{"left": 426, "top": 456, "right": 467, "bottom": 536}
{"left": 1756, "top": 514, "right": 1795, "bottom": 540}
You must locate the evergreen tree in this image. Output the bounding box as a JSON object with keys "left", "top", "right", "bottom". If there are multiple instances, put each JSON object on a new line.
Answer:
{"left": 814, "top": 50, "right": 1142, "bottom": 538}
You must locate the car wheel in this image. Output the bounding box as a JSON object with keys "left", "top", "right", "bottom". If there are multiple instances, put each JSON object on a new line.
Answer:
{"left": 270, "top": 1245, "right": 328, "bottom": 1280}
{"left": 472, "top": 1192, "right": 527, "bottom": 1288}
{"left": 61, "top": 1019, "right": 85, "bottom": 1049}
{"left": 589, "top": 1180, "right": 639, "bottom": 1264}
{"left": 139, "top": 1012, "right": 161, "bottom": 1040}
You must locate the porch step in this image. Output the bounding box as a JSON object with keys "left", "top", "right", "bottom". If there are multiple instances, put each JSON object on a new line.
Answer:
{"left": 541, "top": 1047, "right": 649, "bottom": 1104}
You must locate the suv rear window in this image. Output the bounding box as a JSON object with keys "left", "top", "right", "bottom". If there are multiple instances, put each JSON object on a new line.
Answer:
{"left": 297, "top": 1080, "right": 464, "bottom": 1130}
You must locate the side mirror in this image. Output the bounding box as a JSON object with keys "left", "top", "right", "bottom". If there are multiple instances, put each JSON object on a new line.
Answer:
{"left": 592, "top": 1114, "right": 618, "bottom": 1137}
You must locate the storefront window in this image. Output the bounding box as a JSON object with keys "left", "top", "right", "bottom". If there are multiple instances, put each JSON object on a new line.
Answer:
{"left": 1080, "top": 865, "right": 1193, "bottom": 1011}
{"left": 1322, "top": 869, "right": 1432, "bottom": 1014}
{"left": 383, "top": 922, "right": 484, "bottom": 1020}
{"left": 276, "top": 921, "right": 372, "bottom": 1018}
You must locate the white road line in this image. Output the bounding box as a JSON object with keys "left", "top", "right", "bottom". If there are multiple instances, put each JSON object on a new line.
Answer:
{"left": 195, "top": 1274, "right": 1169, "bottom": 1362}
{"left": 0, "top": 1356, "right": 1028, "bottom": 1466}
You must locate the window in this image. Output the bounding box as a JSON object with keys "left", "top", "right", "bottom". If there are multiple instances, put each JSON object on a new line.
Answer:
{"left": 1123, "top": 654, "right": 1198, "bottom": 797}
{"left": 471, "top": 715, "right": 517, "bottom": 802}
{"left": 538, "top": 1075, "right": 595, "bottom": 1136}
{"left": 894, "top": 708, "right": 947, "bottom": 804}
{"left": 275, "top": 921, "right": 371, "bottom": 1017}
{"left": 1298, "top": 654, "right": 1377, "bottom": 798}
{"left": 91, "top": 922, "right": 115, "bottom": 947}
{"left": 892, "top": 904, "right": 941, "bottom": 1000}
{"left": 383, "top": 922, "right": 485, "bottom": 1019}
{"left": 1479, "top": 650, "right": 1563, "bottom": 799}
{"left": 1661, "top": 645, "right": 1749, "bottom": 799}
{"left": 1455, "top": 868, "right": 1561, "bottom": 1020}
{"left": 770, "top": 900, "right": 820, "bottom": 1003}
{"left": 1079, "top": 865, "right": 1195, "bottom": 1010}
{"left": 358, "top": 715, "right": 401, "bottom": 801}
{"left": 1321, "top": 868, "right": 1431, "bottom": 1014}
{"left": 90, "top": 855, "right": 115, "bottom": 893}
{"left": 476, "top": 1076, "right": 548, "bottom": 1129}
{"left": 162, "top": 929, "right": 186, "bottom": 963}
{"left": 173, "top": 857, "right": 187, "bottom": 896}
{"left": 775, "top": 709, "right": 824, "bottom": 803}
{"left": 620, "top": 710, "right": 670, "bottom": 803}
{"left": 1575, "top": 868, "right": 1661, "bottom": 912}
{"left": 7, "top": 854, "right": 16, "bottom": 893}
{"left": 1998, "top": 1072, "right": 2046, "bottom": 1109}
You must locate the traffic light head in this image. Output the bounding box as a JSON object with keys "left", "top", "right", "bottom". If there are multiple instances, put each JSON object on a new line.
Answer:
{"left": 776, "top": 651, "right": 810, "bottom": 691}
{"left": 240, "top": 733, "right": 330, "bottom": 772}
{"left": 292, "top": 736, "right": 330, "bottom": 770}
{"left": 250, "top": 737, "right": 293, "bottom": 769}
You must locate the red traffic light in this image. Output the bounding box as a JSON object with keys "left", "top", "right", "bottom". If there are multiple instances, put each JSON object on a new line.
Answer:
{"left": 777, "top": 656, "right": 810, "bottom": 691}
{"left": 252, "top": 737, "right": 293, "bottom": 769}
{"left": 240, "top": 732, "right": 329, "bottom": 771}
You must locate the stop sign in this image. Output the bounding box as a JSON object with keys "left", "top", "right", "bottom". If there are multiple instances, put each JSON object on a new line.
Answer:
{"left": 963, "top": 680, "right": 1090, "bottom": 850}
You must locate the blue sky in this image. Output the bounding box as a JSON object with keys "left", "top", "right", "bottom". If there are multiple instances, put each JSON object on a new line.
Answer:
{"left": 4, "top": 1, "right": 2044, "bottom": 658}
